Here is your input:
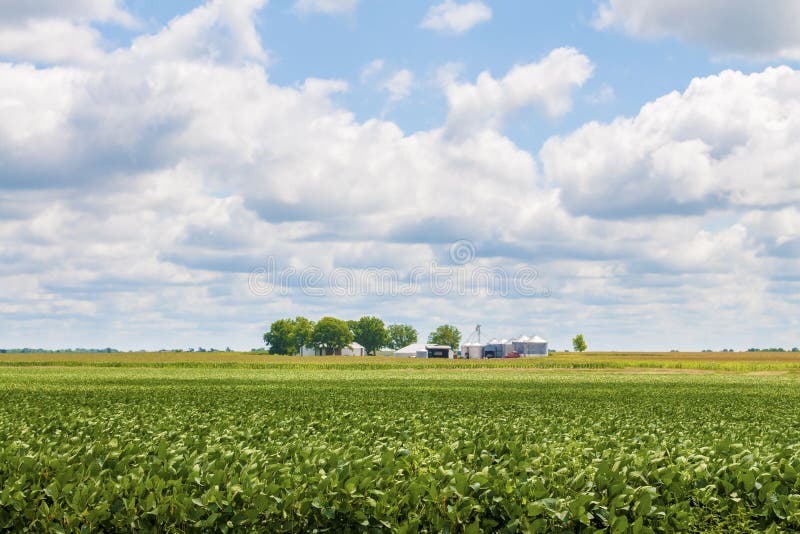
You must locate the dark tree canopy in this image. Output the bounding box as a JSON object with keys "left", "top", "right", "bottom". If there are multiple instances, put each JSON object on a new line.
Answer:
{"left": 350, "top": 316, "right": 389, "bottom": 355}
{"left": 263, "top": 319, "right": 297, "bottom": 355}
{"left": 573, "top": 334, "right": 587, "bottom": 352}
{"left": 265, "top": 316, "right": 423, "bottom": 356}
{"left": 428, "top": 324, "right": 461, "bottom": 350}
{"left": 387, "top": 323, "right": 418, "bottom": 350}
{"left": 292, "top": 316, "right": 315, "bottom": 353}
{"left": 313, "top": 317, "right": 354, "bottom": 355}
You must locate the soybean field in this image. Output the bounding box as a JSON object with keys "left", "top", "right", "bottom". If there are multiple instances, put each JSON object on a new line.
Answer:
{"left": 1, "top": 363, "right": 800, "bottom": 532}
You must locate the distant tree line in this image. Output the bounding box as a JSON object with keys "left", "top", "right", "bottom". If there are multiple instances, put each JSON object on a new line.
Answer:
{"left": 705, "top": 348, "right": 800, "bottom": 352}
{"left": 0, "top": 348, "right": 120, "bottom": 354}
{"left": 262, "top": 317, "right": 463, "bottom": 355}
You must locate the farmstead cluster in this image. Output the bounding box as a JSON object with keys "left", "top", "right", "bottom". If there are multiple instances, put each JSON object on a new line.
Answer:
{"left": 263, "top": 316, "right": 549, "bottom": 358}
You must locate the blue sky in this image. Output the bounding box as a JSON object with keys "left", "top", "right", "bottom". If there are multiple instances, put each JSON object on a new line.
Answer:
{"left": 1, "top": 0, "right": 800, "bottom": 351}
{"left": 115, "top": 1, "right": 790, "bottom": 148}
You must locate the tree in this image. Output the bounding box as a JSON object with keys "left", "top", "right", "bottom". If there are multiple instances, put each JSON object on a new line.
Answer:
{"left": 312, "top": 316, "right": 354, "bottom": 355}
{"left": 428, "top": 324, "right": 461, "bottom": 350}
{"left": 387, "top": 324, "right": 418, "bottom": 350}
{"left": 292, "top": 316, "right": 315, "bottom": 354}
{"left": 351, "top": 316, "right": 389, "bottom": 355}
{"left": 263, "top": 318, "right": 297, "bottom": 355}
{"left": 572, "top": 334, "right": 587, "bottom": 352}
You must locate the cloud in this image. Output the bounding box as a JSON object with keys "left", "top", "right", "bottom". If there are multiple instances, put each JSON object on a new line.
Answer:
{"left": 540, "top": 67, "right": 800, "bottom": 218}
{"left": 294, "top": 0, "right": 358, "bottom": 15}
{"left": 0, "top": 0, "right": 271, "bottom": 190}
{"left": 442, "top": 47, "right": 594, "bottom": 133}
{"left": 1, "top": 0, "right": 800, "bottom": 351}
{"left": 381, "top": 69, "right": 414, "bottom": 101}
{"left": 0, "top": 20, "right": 111, "bottom": 66}
{"left": 586, "top": 82, "right": 615, "bottom": 105}
{"left": 594, "top": 0, "right": 800, "bottom": 60}
{"left": 420, "top": 0, "right": 491, "bottom": 34}
{"left": 0, "top": 1, "right": 561, "bottom": 348}
{"left": 0, "top": 0, "right": 136, "bottom": 65}
{"left": 0, "top": 0, "right": 136, "bottom": 26}
{"left": 130, "top": 0, "right": 269, "bottom": 63}
{"left": 359, "top": 58, "right": 384, "bottom": 84}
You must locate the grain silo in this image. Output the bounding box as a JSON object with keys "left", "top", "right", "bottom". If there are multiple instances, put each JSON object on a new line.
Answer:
{"left": 460, "top": 343, "right": 484, "bottom": 359}
{"left": 511, "top": 335, "right": 548, "bottom": 356}
{"left": 483, "top": 339, "right": 513, "bottom": 358}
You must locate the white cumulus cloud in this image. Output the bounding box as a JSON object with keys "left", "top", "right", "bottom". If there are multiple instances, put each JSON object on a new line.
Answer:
{"left": 594, "top": 0, "right": 800, "bottom": 60}
{"left": 0, "top": 1, "right": 565, "bottom": 348}
{"left": 0, "top": 0, "right": 137, "bottom": 65}
{"left": 586, "top": 83, "right": 615, "bottom": 105}
{"left": 130, "top": 0, "right": 269, "bottom": 63}
{"left": 420, "top": 0, "right": 492, "bottom": 34}
{"left": 294, "top": 0, "right": 358, "bottom": 15}
{"left": 359, "top": 58, "right": 384, "bottom": 84}
{"left": 381, "top": 69, "right": 414, "bottom": 102}
{"left": 0, "top": 0, "right": 136, "bottom": 26}
{"left": 541, "top": 67, "right": 800, "bottom": 217}
{"left": 442, "top": 47, "right": 594, "bottom": 133}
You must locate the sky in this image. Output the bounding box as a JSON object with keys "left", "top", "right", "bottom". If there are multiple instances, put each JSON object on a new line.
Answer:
{"left": 2, "top": 0, "right": 800, "bottom": 351}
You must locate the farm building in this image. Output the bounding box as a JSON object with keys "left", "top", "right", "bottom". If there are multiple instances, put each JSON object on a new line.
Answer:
{"left": 424, "top": 345, "right": 454, "bottom": 359}
{"left": 460, "top": 335, "right": 548, "bottom": 359}
{"left": 393, "top": 343, "right": 427, "bottom": 358}
{"left": 393, "top": 343, "right": 455, "bottom": 359}
{"left": 300, "top": 342, "right": 365, "bottom": 356}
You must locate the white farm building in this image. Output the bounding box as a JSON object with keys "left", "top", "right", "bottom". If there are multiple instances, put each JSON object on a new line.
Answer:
{"left": 300, "top": 342, "right": 365, "bottom": 356}
{"left": 393, "top": 343, "right": 428, "bottom": 358}
{"left": 393, "top": 343, "right": 455, "bottom": 359}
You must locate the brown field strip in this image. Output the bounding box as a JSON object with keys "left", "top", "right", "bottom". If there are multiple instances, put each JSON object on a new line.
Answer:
{"left": 1, "top": 351, "right": 800, "bottom": 373}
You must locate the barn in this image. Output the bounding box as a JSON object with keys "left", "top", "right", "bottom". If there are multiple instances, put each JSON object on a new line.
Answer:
{"left": 393, "top": 343, "right": 428, "bottom": 358}
{"left": 424, "top": 344, "right": 454, "bottom": 359}
{"left": 393, "top": 343, "right": 454, "bottom": 358}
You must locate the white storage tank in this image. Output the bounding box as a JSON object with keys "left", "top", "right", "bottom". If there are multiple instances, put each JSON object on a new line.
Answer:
{"left": 511, "top": 336, "right": 529, "bottom": 354}
{"left": 460, "top": 343, "right": 484, "bottom": 359}
{"left": 526, "top": 335, "right": 548, "bottom": 356}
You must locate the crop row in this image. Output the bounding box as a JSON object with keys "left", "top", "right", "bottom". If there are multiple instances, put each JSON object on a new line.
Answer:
{"left": 1, "top": 369, "right": 799, "bottom": 532}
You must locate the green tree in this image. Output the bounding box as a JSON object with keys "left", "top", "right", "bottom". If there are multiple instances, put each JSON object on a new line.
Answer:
{"left": 387, "top": 323, "right": 418, "bottom": 349}
{"left": 263, "top": 318, "right": 297, "bottom": 355}
{"left": 572, "top": 334, "right": 587, "bottom": 352}
{"left": 428, "top": 324, "right": 461, "bottom": 350}
{"left": 292, "top": 316, "right": 315, "bottom": 354}
{"left": 351, "top": 316, "right": 389, "bottom": 355}
{"left": 312, "top": 316, "right": 354, "bottom": 355}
